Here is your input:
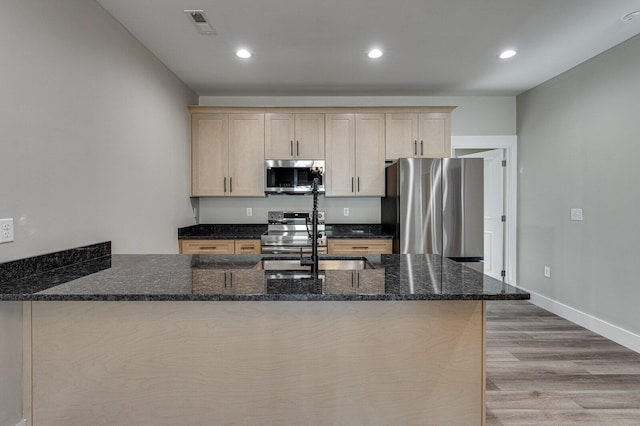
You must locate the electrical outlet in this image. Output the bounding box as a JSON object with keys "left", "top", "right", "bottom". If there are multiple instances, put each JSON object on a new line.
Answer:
{"left": 570, "top": 208, "right": 583, "bottom": 221}
{"left": 0, "top": 218, "right": 14, "bottom": 243}
{"left": 246, "top": 208, "right": 252, "bottom": 217}
{"left": 343, "top": 208, "right": 349, "bottom": 217}
{"left": 544, "top": 266, "right": 551, "bottom": 278}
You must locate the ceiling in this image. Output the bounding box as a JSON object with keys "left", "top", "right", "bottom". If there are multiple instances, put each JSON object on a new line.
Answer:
{"left": 95, "top": 0, "right": 640, "bottom": 96}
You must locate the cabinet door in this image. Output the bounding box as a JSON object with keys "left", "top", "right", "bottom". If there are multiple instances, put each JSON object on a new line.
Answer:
{"left": 385, "top": 113, "right": 418, "bottom": 160}
{"left": 355, "top": 113, "right": 386, "bottom": 196}
{"left": 353, "top": 270, "right": 385, "bottom": 294}
{"left": 265, "top": 113, "right": 294, "bottom": 159}
{"left": 327, "top": 239, "right": 393, "bottom": 254}
{"left": 325, "top": 114, "right": 356, "bottom": 196}
{"left": 191, "top": 113, "right": 228, "bottom": 196}
{"left": 234, "top": 240, "right": 261, "bottom": 254}
{"left": 180, "top": 239, "right": 236, "bottom": 254}
{"left": 228, "top": 114, "right": 265, "bottom": 196}
{"left": 294, "top": 113, "right": 325, "bottom": 159}
{"left": 418, "top": 113, "right": 450, "bottom": 158}
{"left": 191, "top": 270, "right": 264, "bottom": 294}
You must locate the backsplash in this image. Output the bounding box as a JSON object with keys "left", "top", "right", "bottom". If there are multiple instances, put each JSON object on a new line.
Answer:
{"left": 198, "top": 196, "right": 381, "bottom": 224}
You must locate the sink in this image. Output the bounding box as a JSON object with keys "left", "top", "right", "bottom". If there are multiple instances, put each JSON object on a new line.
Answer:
{"left": 253, "top": 258, "right": 375, "bottom": 271}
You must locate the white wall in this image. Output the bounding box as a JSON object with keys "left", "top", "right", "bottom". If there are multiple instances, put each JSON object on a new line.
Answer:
{"left": 517, "top": 34, "right": 640, "bottom": 347}
{"left": 198, "top": 95, "right": 516, "bottom": 223}
{"left": 0, "top": 0, "right": 197, "bottom": 263}
{"left": 0, "top": 1, "right": 197, "bottom": 423}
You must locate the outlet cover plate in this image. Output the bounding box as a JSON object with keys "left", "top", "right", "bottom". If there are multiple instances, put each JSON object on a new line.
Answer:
{"left": 570, "top": 208, "right": 583, "bottom": 221}
{"left": 0, "top": 218, "right": 14, "bottom": 243}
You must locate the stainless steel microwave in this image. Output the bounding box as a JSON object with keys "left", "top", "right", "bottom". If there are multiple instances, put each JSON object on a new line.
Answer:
{"left": 264, "top": 160, "right": 325, "bottom": 194}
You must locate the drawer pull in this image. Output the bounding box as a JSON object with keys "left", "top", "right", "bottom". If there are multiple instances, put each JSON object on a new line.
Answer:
{"left": 352, "top": 246, "right": 369, "bottom": 250}
{"left": 240, "top": 246, "right": 254, "bottom": 250}
{"left": 199, "top": 246, "right": 217, "bottom": 250}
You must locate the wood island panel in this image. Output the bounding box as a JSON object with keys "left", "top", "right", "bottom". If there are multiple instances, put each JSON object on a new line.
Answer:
{"left": 28, "top": 300, "right": 485, "bottom": 425}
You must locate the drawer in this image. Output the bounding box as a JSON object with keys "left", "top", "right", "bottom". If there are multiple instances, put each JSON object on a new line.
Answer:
{"left": 327, "top": 239, "right": 393, "bottom": 255}
{"left": 235, "top": 240, "right": 261, "bottom": 254}
{"left": 179, "top": 239, "right": 235, "bottom": 254}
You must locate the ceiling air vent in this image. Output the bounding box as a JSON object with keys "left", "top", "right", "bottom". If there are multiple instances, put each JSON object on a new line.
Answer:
{"left": 184, "top": 10, "right": 217, "bottom": 35}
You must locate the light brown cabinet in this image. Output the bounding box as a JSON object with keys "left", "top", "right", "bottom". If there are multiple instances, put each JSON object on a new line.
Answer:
{"left": 385, "top": 112, "right": 451, "bottom": 160}
{"left": 327, "top": 239, "right": 393, "bottom": 255}
{"left": 191, "top": 113, "right": 264, "bottom": 196}
{"left": 234, "top": 239, "right": 261, "bottom": 254}
{"left": 265, "top": 113, "right": 324, "bottom": 159}
{"left": 325, "top": 113, "right": 386, "bottom": 196}
{"left": 191, "top": 270, "right": 264, "bottom": 294}
{"left": 179, "top": 239, "right": 261, "bottom": 254}
{"left": 323, "top": 270, "right": 385, "bottom": 295}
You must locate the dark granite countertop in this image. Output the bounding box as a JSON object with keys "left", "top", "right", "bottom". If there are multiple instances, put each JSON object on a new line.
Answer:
{"left": 178, "top": 224, "right": 267, "bottom": 239}
{"left": 178, "top": 224, "right": 393, "bottom": 240}
{"left": 0, "top": 253, "right": 529, "bottom": 302}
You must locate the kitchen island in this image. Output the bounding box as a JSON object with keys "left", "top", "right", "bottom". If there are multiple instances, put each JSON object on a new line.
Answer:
{"left": 1, "top": 247, "right": 529, "bottom": 426}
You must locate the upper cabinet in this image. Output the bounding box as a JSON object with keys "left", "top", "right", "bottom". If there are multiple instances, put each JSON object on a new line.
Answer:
{"left": 191, "top": 112, "right": 265, "bottom": 197}
{"left": 385, "top": 111, "right": 452, "bottom": 160}
{"left": 325, "top": 113, "right": 386, "bottom": 197}
{"left": 265, "top": 113, "right": 325, "bottom": 159}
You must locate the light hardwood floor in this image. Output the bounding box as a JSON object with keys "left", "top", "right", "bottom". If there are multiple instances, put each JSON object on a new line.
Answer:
{"left": 486, "top": 300, "right": 640, "bottom": 425}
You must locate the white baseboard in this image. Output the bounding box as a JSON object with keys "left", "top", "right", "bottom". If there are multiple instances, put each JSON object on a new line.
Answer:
{"left": 521, "top": 286, "right": 640, "bottom": 354}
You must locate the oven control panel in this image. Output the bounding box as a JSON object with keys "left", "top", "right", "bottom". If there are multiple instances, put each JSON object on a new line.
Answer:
{"left": 268, "top": 211, "right": 325, "bottom": 224}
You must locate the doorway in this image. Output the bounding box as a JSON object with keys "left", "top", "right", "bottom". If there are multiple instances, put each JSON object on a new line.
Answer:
{"left": 452, "top": 136, "right": 517, "bottom": 285}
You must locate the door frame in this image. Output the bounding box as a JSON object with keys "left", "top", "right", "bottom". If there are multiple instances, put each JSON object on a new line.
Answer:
{"left": 451, "top": 136, "right": 518, "bottom": 286}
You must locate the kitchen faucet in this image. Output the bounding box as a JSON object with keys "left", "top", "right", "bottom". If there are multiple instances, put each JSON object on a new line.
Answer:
{"left": 300, "top": 167, "right": 323, "bottom": 274}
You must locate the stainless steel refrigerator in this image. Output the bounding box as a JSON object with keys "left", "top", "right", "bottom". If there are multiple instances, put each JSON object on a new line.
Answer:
{"left": 381, "top": 157, "right": 484, "bottom": 260}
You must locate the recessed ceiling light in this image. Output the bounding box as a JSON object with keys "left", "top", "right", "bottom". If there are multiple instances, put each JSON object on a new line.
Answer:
{"left": 622, "top": 10, "right": 640, "bottom": 22}
{"left": 498, "top": 49, "right": 517, "bottom": 59}
{"left": 368, "top": 48, "right": 383, "bottom": 59}
{"left": 236, "top": 49, "right": 252, "bottom": 59}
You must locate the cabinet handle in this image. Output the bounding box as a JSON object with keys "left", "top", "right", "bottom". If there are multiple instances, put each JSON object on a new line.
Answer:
{"left": 420, "top": 140, "right": 423, "bottom": 156}
{"left": 352, "top": 246, "right": 369, "bottom": 250}
{"left": 296, "top": 140, "right": 299, "bottom": 156}
{"left": 199, "top": 246, "right": 217, "bottom": 250}
{"left": 224, "top": 177, "right": 227, "bottom": 193}
{"left": 240, "top": 245, "right": 253, "bottom": 250}
{"left": 290, "top": 140, "right": 294, "bottom": 157}
{"left": 357, "top": 177, "right": 360, "bottom": 192}
{"left": 351, "top": 177, "right": 354, "bottom": 193}
{"left": 351, "top": 272, "right": 354, "bottom": 288}
{"left": 356, "top": 272, "right": 360, "bottom": 288}
{"left": 224, "top": 272, "right": 227, "bottom": 288}
{"left": 230, "top": 273, "right": 233, "bottom": 288}
{"left": 229, "top": 177, "right": 233, "bottom": 193}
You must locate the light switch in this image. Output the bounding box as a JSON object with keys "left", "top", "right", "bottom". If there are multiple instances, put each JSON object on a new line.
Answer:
{"left": 246, "top": 208, "right": 252, "bottom": 217}
{"left": 570, "top": 208, "right": 583, "bottom": 221}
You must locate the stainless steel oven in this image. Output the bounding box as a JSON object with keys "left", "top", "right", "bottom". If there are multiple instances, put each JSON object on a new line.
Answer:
{"left": 261, "top": 211, "right": 327, "bottom": 254}
{"left": 264, "top": 160, "right": 325, "bottom": 194}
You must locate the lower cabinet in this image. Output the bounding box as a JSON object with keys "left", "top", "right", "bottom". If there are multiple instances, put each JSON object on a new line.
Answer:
{"left": 324, "top": 270, "right": 385, "bottom": 294}
{"left": 327, "top": 239, "right": 393, "bottom": 255}
{"left": 191, "top": 270, "right": 265, "bottom": 294}
{"left": 179, "top": 239, "right": 261, "bottom": 254}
